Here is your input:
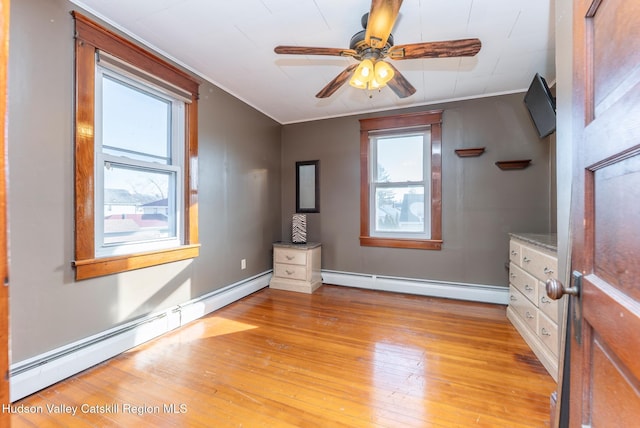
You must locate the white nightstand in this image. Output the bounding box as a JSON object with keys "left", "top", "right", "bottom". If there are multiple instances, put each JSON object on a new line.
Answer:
{"left": 270, "top": 242, "right": 322, "bottom": 293}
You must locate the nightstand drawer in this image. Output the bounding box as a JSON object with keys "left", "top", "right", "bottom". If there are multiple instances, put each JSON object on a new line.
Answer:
{"left": 274, "top": 249, "right": 307, "bottom": 266}
{"left": 274, "top": 263, "right": 307, "bottom": 281}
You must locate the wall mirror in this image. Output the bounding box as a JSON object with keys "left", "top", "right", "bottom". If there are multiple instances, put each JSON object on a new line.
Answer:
{"left": 296, "top": 160, "right": 319, "bottom": 213}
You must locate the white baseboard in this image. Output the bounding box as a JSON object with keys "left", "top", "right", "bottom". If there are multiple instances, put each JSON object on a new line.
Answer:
{"left": 321, "top": 270, "right": 509, "bottom": 305}
{"left": 9, "top": 271, "right": 272, "bottom": 402}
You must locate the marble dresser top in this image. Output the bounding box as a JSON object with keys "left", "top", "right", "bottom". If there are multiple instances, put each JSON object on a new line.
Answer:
{"left": 509, "top": 233, "right": 557, "bottom": 253}
{"left": 273, "top": 241, "right": 321, "bottom": 250}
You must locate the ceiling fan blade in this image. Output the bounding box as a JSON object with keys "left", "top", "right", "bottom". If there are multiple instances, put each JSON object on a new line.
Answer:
{"left": 364, "top": 0, "right": 403, "bottom": 49}
{"left": 315, "top": 64, "right": 359, "bottom": 98}
{"left": 388, "top": 38, "right": 482, "bottom": 60}
{"left": 274, "top": 46, "right": 358, "bottom": 57}
{"left": 385, "top": 63, "right": 416, "bottom": 98}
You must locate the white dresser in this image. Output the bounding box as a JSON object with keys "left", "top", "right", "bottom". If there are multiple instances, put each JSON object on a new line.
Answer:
{"left": 270, "top": 242, "right": 322, "bottom": 293}
{"left": 506, "top": 233, "right": 561, "bottom": 381}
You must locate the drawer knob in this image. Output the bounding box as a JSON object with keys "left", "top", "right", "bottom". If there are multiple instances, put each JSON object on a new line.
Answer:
{"left": 543, "top": 267, "right": 554, "bottom": 275}
{"left": 510, "top": 295, "right": 517, "bottom": 301}
{"left": 541, "top": 328, "right": 551, "bottom": 336}
{"left": 286, "top": 255, "right": 295, "bottom": 260}
{"left": 526, "top": 311, "right": 534, "bottom": 319}
{"left": 285, "top": 269, "right": 295, "bottom": 275}
{"left": 510, "top": 273, "right": 516, "bottom": 279}
{"left": 541, "top": 296, "right": 551, "bottom": 304}
{"left": 523, "top": 256, "right": 531, "bottom": 263}
{"left": 525, "top": 284, "right": 534, "bottom": 291}
{"left": 511, "top": 250, "right": 518, "bottom": 256}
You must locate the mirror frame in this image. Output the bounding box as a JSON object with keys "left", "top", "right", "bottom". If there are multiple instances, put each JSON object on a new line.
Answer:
{"left": 296, "top": 160, "right": 319, "bottom": 213}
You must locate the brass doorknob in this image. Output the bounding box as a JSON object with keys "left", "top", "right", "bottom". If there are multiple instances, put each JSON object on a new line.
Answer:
{"left": 546, "top": 278, "right": 579, "bottom": 300}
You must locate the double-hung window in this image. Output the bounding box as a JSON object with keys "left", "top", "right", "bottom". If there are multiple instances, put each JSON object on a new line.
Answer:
{"left": 73, "top": 12, "right": 200, "bottom": 280}
{"left": 370, "top": 130, "right": 430, "bottom": 238}
{"left": 360, "top": 111, "right": 443, "bottom": 250}
{"left": 96, "top": 57, "right": 185, "bottom": 257}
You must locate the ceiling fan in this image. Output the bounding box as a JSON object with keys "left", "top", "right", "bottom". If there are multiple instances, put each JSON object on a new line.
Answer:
{"left": 274, "top": 0, "right": 481, "bottom": 99}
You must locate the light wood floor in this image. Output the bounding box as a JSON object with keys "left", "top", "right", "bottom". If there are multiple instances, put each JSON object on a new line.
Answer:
{"left": 11, "top": 285, "right": 555, "bottom": 427}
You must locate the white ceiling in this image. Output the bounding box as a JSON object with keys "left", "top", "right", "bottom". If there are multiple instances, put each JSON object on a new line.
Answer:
{"left": 70, "top": 0, "right": 555, "bottom": 125}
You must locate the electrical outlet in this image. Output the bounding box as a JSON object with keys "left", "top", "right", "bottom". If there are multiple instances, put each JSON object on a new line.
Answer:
{"left": 241, "top": 259, "right": 246, "bottom": 270}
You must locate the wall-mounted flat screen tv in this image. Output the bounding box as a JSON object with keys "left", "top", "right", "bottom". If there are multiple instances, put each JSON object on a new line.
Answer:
{"left": 524, "top": 73, "right": 556, "bottom": 138}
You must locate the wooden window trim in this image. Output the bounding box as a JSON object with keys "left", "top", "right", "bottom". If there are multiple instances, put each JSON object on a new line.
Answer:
{"left": 72, "top": 12, "right": 200, "bottom": 280}
{"left": 359, "top": 111, "right": 443, "bottom": 250}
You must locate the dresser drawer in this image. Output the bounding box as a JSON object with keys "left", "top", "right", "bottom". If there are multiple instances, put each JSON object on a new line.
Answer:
{"left": 538, "top": 312, "right": 559, "bottom": 356}
{"left": 521, "top": 246, "right": 558, "bottom": 281}
{"left": 509, "top": 263, "right": 538, "bottom": 305}
{"left": 509, "top": 241, "right": 522, "bottom": 265}
{"left": 537, "top": 281, "right": 559, "bottom": 323}
{"left": 509, "top": 286, "right": 538, "bottom": 332}
{"left": 274, "top": 263, "right": 307, "bottom": 281}
{"left": 274, "top": 249, "right": 307, "bottom": 266}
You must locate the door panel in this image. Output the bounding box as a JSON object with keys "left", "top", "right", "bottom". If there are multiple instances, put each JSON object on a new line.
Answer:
{"left": 569, "top": 0, "right": 640, "bottom": 425}
{"left": 593, "top": 155, "right": 640, "bottom": 299}
{"left": 592, "top": 0, "right": 640, "bottom": 112}
{"left": 591, "top": 339, "right": 640, "bottom": 427}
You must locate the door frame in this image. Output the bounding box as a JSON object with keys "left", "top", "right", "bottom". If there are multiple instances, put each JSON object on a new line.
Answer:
{"left": 0, "top": 0, "right": 11, "bottom": 423}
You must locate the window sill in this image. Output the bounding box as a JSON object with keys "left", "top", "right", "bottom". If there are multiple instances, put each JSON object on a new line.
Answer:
{"left": 360, "top": 236, "right": 442, "bottom": 250}
{"left": 73, "top": 244, "right": 200, "bottom": 280}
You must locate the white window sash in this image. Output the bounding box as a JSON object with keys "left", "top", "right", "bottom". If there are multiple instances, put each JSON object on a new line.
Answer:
{"left": 94, "top": 60, "right": 185, "bottom": 257}
{"left": 97, "top": 50, "right": 193, "bottom": 104}
{"left": 369, "top": 131, "right": 432, "bottom": 239}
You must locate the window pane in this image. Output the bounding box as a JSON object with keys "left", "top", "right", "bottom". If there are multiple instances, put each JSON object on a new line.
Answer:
{"left": 103, "top": 163, "right": 175, "bottom": 245}
{"left": 102, "top": 74, "right": 171, "bottom": 163}
{"left": 376, "top": 134, "right": 423, "bottom": 182}
{"left": 375, "top": 186, "right": 425, "bottom": 233}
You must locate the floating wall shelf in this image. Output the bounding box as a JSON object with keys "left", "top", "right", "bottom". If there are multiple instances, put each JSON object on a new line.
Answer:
{"left": 455, "top": 147, "right": 485, "bottom": 157}
{"left": 495, "top": 159, "right": 531, "bottom": 170}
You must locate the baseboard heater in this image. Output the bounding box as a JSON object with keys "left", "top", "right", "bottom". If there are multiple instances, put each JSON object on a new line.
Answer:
{"left": 9, "top": 271, "right": 272, "bottom": 402}
{"left": 321, "top": 270, "right": 508, "bottom": 305}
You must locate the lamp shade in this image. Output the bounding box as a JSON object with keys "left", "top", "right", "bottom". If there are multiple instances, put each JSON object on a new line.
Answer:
{"left": 369, "top": 78, "right": 383, "bottom": 90}
{"left": 374, "top": 61, "right": 394, "bottom": 85}
{"left": 349, "top": 59, "right": 374, "bottom": 89}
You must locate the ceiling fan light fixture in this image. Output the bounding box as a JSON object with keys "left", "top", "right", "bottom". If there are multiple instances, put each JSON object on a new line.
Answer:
{"left": 275, "top": 1, "right": 480, "bottom": 99}
{"left": 368, "top": 77, "right": 383, "bottom": 90}
{"left": 356, "top": 58, "right": 373, "bottom": 79}
{"left": 374, "top": 61, "right": 394, "bottom": 85}
{"left": 349, "top": 58, "right": 374, "bottom": 88}
{"left": 349, "top": 76, "right": 368, "bottom": 89}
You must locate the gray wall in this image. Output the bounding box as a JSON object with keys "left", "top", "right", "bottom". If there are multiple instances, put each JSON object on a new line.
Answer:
{"left": 8, "top": 0, "right": 281, "bottom": 362}
{"left": 281, "top": 94, "right": 553, "bottom": 286}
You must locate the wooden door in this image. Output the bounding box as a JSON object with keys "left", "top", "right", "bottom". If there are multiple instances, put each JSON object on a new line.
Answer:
{"left": 568, "top": 0, "right": 640, "bottom": 425}
{"left": 0, "top": 0, "right": 10, "bottom": 424}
